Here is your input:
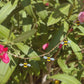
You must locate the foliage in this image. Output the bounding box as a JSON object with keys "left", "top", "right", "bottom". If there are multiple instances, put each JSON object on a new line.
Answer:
{"left": 0, "top": 0, "right": 84, "bottom": 84}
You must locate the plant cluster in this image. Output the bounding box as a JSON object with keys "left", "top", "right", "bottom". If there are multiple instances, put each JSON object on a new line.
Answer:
{"left": 0, "top": 0, "right": 84, "bottom": 84}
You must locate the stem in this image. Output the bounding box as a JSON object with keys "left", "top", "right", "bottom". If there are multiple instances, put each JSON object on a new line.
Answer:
{"left": 41, "top": 74, "right": 48, "bottom": 84}
{"left": 29, "top": 74, "right": 34, "bottom": 84}
{"left": 41, "top": 73, "right": 52, "bottom": 84}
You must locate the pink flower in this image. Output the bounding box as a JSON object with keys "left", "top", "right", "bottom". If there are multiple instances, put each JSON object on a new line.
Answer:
{"left": 59, "top": 44, "right": 63, "bottom": 49}
{"left": 0, "top": 44, "right": 8, "bottom": 54}
{"left": 0, "top": 44, "right": 4, "bottom": 54}
{"left": 0, "top": 44, "right": 9, "bottom": 64}
{"left": 3, "top": 47, "right": 8, "bottom": 52}
{"left": 45, "top": 3, "right": 49, "bottom": 6}
{"left": 42, "top": 43, "right": 49, "bottom": 50}
{"left": 1, "top": 53, "right": 10, "bottom": 64}
{"left": 78, "top": 12, "right": 84, "bottom": 23}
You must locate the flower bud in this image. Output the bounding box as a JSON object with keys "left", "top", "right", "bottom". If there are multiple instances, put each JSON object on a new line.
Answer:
{"left": 42, "top": 43, "right": 49, "bottom": 50}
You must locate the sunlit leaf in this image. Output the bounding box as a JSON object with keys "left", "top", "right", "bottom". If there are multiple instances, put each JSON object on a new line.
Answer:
{"left": 49, "top": 74, "right": 81, "bottom": 84}
{"left": 21, "top": 0, "right": 36, "bottom": 18}
{"left": 0, "top": 54, "right": 18, "bottom": 84}
{"left": 0, "top": 0, "right": 19, "bottom": 24}
{"left": 68, "top": 38, "right": 83, "bottom": 60}
{"left": 57, "top": 58, "right": 71, "bottom": 74}
{"left": 35, "top": 3, "right": 48, "bottom": 20}
{"left": 0, "top": 25, "right": 9, "bottom": 38}
{"left": 16, "top": 43, "right": 40, "bottom": 60}
{"left": 13, "top": 29, "right": 37, "bottom": 42}
{"left": 47, "top": 3, "right": 71, "bottom": 26}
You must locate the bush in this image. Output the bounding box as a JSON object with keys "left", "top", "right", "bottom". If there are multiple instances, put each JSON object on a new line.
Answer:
{"left": 0, "top": 0, "right": 84, "bottom": 84}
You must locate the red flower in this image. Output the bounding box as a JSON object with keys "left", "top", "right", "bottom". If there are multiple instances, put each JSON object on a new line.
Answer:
{"left": 45, "top": 3, "right": 49, "bottom": 6}
{"left": 1, "top": 53, "right": 10, "bottom": 64}
{"left": 59, "top": 44, "right": 63, "bottom": 49}
{"left": 0, "top": 44, "right": 9, "bottom": 64}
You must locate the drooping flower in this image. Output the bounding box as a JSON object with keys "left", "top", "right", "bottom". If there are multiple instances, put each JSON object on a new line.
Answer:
{"left": 42, "top": 43, "right": 49, "bottom": 50}
{"left": 0, "top": 44, "right": 9, "bottom": 64}
{"left": 78, "top": 11, "right": 84, "bottom": 23}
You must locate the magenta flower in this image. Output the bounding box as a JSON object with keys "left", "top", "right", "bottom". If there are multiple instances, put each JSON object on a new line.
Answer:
{"left": 2, "top": 53, "right": 10, "bottom": 64}
{"left": 45, "top": 3, "right": 49, "bottom": 6}
{"left": 42, "top": 43, "right": 49, "bottom": 50}
{"left": 59, "top": 44, "right": 63, "bottom": 49}
{"left": 78, "top": 12, "right": 84, "bottom": 23}
{"left": 0, "top": 44, "right": 4, "bottom": 54}
{"left": 0, "top": 44, "right": 10, "bottom": 64}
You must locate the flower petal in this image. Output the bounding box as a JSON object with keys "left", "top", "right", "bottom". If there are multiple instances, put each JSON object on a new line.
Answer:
{"left": 3, "top": 47, "right": 8, "bottom": 52}
{"left": 2, "top": 53, "right": 10, "bottom": 64}
{"left": 0, "top": 44, "right": 4, "bottom": 54}
{"left": 0, "top": 55, "right": 3, "bottom": 59}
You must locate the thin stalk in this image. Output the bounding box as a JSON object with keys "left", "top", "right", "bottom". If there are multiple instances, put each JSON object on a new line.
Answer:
{"left": 29, "top": 74, "right": 34, "bottom": 84}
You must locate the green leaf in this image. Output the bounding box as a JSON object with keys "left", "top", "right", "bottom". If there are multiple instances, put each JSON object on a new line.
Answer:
{"left": 69, "top": 14, "right": 78, "bottom": 21}
{"left": 47, "top": 11, "right": 61, "bottom": 26}
{"left": 55, "top": 0, "right": 59, "bottom": 3}
{"left": 22, "top": 16, "right": 32, "bottom": 32}
{"left": 47, "top": 26, "right": 64, "bottom": 52}
{"left": 21, "top": 0, "right": 36, "bottom": 18}
{"left": 30, "top": 61, "right": 40, "bottom": 76}
{"left": 0, "top": 0, "right": 18, "bottom": 24}
{"left": 64, "top": 21, "right": 69, "bottom": 32}
{"left": 59, "top": 4, "right": 70, "bottom": 16}
{"left": 68, "top": 38, "right": 83, "bottom": 60}
{"left": 0, "top": 25, "right": 9, "bottom": 39}
{"left": 47, "top": 3, "right": 71, "bottom": 26}
{"left": 78, "top": 33, "right": 84, "bottom": 36}
{"left": 78, "top": 25, "right": 84, "bottom": 33}
{"left": 28, "top": 49, "right": 40, "bottom": 61}
{"left": 57, "top": 58, "right": 71, "bottom": 74}
{"left": 13, "top": 29, "right": 37, "bottom": 42}
{"left": 16, "top": 43, "right": 29, "bottom": 55}
{"left": 16, "top": 43, "right": 40, "bottom": 60}
{"left": 61, "top": 82, "right": 67, "bottom": 84}
{"left": 0, "top": 54, "right": 18, "bottom": 84}
{"left": 49, "top": 74, "right": 81, "bottom": 84}
{"left": 35, "top": 3, "right": 48, "bottom": 20}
